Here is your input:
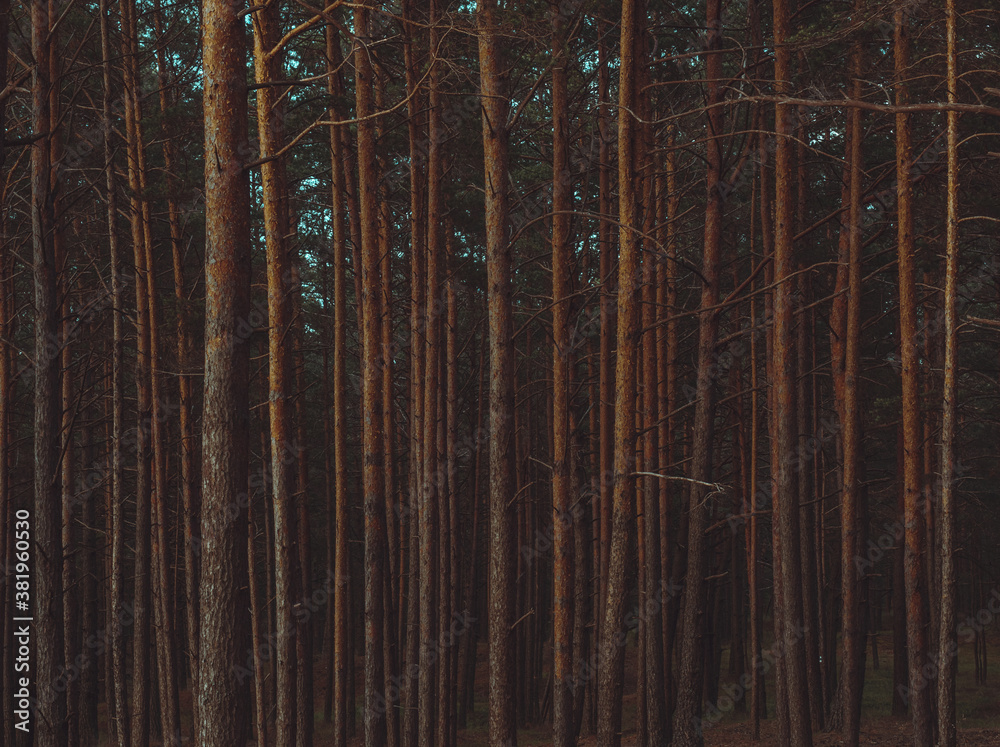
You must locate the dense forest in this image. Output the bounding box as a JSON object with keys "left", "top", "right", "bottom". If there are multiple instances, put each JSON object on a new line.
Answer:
{"left": 2, "top": 0, "right": 1000, "bottom": 745}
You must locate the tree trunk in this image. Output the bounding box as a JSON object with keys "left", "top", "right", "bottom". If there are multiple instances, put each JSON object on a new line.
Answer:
{"left": 894, "top": 6, "right": 933, "bottom": 744}
{"left": 325, "top": 20, "right": 351, "bottom": 747}
{"left": 771, "top": 0, "right": 814, "bottom": 740}
{"left": 421, "top": 2, "right": 443, "bottom": 740}
{"left": 354, "top": 3, "right": 388, "bottom": 745}
{"left": 597, "top": 1, "right": 638, "bottom": 742}
{"left": 477, "top": 1, "right": 517, "bottom": 742}
{"left": 32, "top": 0, "right": 67, "bottom": 739}
{"left": 840, "top": 11, "right": 865, "bottom": 741}
{"left": 100, "top": 1, "right": 129, "bottom": 740}
{"left": 196, "top": 0, "right": 253, "bottom": 739}
{"left": 253, "top": 4, "right": 299, "bottom": 743}
{"left": 672, "top": 1, "right": 725, "bottom": 743}
{"left": 551, "top": 3, "right": 575, "bottom": 743}
{"left": 936, "top": 0, "right": 959, "bottom": 741}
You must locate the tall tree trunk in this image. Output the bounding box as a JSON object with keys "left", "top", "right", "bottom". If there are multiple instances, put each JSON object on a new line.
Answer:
{"left": 639, "top": 47, "right": 665, "bottom": 746}
{"left": 354, "top": 3, "right": 388, "bottom": 745}
{"left": 937, "top": 0, "right": 959, "bottom": 741}
{"left": 840, "top": 11, "right": 865, "bottom": 742}
{"left": 771, "top": 0, "right": 813, "bottom": 739}
{"left": 401, "top": 1, "right": 426, "bottom": 744}
{"left": 100, "top": 1, "right": 129, "bottom": 740}
{"left": 325, "top": 20, "right": 350, "bottom": 747}
{"left": 596, "top": 19, "right": 615, "bottom": 657}
{"left": 551, "top": 3, "right": 575, "bottom": 743}
{"left": 153, "top": 1, "right": 200, "bottom": 725}
{"left": 671, "top": 0, "right": 725, "bottom": 743}
{"left": 894, "top": 6, "right": 933, "bottom": 744}
{"left": 253, "top": 4, "right": 299, "bottom": 743}
{"left": 120, "top": 0, "right": 153, "bottom": 738}
{"left": 477, "top": 1, "right": 517, "bottom": 742}
{"left": 421, "top": 2, "right": 443, "bottom": 741}
{"left": 597, "top": 0, "right": 638, "bottom": 743}
{"left": 196, "top": 0, "right": 253, "bottom": 739}
{"left": 32, "top": 0, "right": 67, "bottom": 741}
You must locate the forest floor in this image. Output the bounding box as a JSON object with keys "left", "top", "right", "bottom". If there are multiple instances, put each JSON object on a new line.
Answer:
{"left": 106, "top": 628, "right": 1000, "bottom": 744}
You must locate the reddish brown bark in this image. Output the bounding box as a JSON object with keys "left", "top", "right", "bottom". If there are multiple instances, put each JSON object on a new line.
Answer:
{"left": 597, "top": 1, "right": 638, "bottom": 743}
{"left": 895, "top": 7, "right": 933, "bottom": 745}
{"left": 477, "top": 0, "right": 517, "bottom": 742}
{"left": 672, "top": 1, "right": 726, "bottom": 743}
{"left": 354, "top": 3, "right": 388, "bottom": 745}
{"left": 196, "top": 0, "right": 253, "bottom": 739}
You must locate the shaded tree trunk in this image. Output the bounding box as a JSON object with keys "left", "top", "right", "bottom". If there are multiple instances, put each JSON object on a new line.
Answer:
{"left": 195, "top": 0, "right": 253, "bottom": 739}
{"left": 477, "top": 0, "right": 518, "bottom": 742}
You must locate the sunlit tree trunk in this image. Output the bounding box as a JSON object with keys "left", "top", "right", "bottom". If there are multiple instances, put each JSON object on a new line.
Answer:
{"left": 252, "top": 3, "right": 298, "bottom": 743}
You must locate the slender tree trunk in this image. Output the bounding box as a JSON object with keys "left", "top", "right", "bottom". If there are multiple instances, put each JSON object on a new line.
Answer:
{"left": 671, "top": 1, "right": 725, "bottom": 743}
{"left": 120, "top": 0, "right": 153, "bottom": 739}
{"left": 597, "top": 1, "right": 638, "bottom": 742}
{"left": 249, "top": 482, "right": 269, "bottom": 747}
{"left": 100, "top": 2, "right": 128, "bottom": 740}
{"left": 551, "top": 3, "right": 575, "bottom": 743}
{"left": 477, "top": 1, "right": 517, "bottom": 742}
{"left": 32, "top": 0, "right": 67, "bottom": 740}
{"left": 937, "top": 0, "right": 959, "bottom": 741}
{"left": 596, "top": 20, "right": 615, "bottom": 659}
{"left": 639, "top": 55, "right": 665, "bottom": 747}
{"left": 401, "top": 2, "right": 426, "bottom": 743}
{"left": 196, "top": 0, "right": 253, "bottom": 739}
{"left": 892, "top": 423, "right": 908, "bottom": 717}
{"left": 354, "top": 3, "right": 388, "bottom": 745}
{"left": 421, "top": 2, "right": 443, "bottom": 740}
{"left": 894, "top": 7, "right": 933, "bottom": 744}
{"left": 325, "top": 21, "right": 350, "bottom": 747}
{"left": 840, "top": 11, "right": 865, "bottom": 742}
{"left": 152, "top": 2, "right": 200, "bottom": 725}
{"left": 253, "top": 4, "right": 299, "bottom": 743}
